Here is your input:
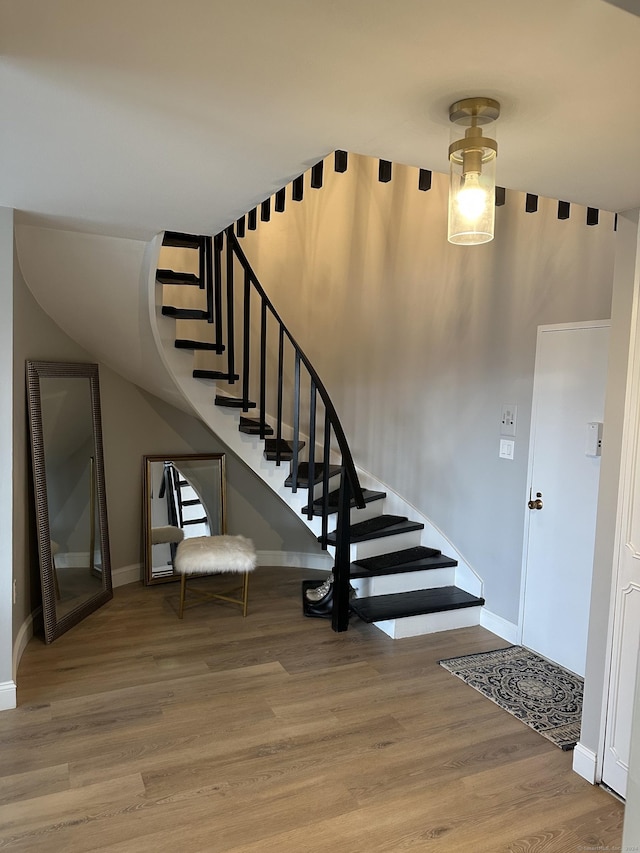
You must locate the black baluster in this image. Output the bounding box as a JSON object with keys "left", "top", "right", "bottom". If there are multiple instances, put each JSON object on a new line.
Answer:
{"left": 495, "top": 187, "right": 506, "bottom": 206}
{"left": 275, "top": 188, "right": 286, "bottom": 213}
{"left": 261, "top": 198, "right": 271, "bottom": 222}
{"left": 276, "top": 326, "right": 284, "bottom": 466}
{"left": 525, "top": 194, "right": 538, "bottom": 213}
{"left": 242, "top": 268, "right": 251, "bottom": 411}
{"left": 236, "top": 215, "right": 246, "bottom": 238}
{"left": 226, "top": 227, "right": 235, "bottom": 384}
{"left": 198, "top": 235, "right": 206, "bottom": 291}
{"left": 332, "top": 472, "right": 352, "bottom": 633}
{"left": 587, "top": 208, "right": 599, "bottom": 226}
{"left": 213, "top": 233, "right": 223, "bottom": 352}
{"left": 248, "top": 208, "right": 257, "bottom": 230}
{"left": 291, "top": 352, "right": 301, "bottom": 492}
{"left": 321, "top": 411, "right": 331, "bottom": 548}
{"left": 205, "top": 236, "right": 214, "bottom": 324}
{"left": 307, "top": 381, "right": 317, "bottom": 520}
{"left": 558, "top": 201, "right": 570, "bottom": 220}
{"left": 259, "top": 300, "right": 267, "bottom": 438}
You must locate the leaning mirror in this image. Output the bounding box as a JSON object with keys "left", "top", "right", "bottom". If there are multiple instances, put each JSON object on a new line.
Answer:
{"left": 26, "top": 361, "right": 113, "bottom": 643}
{"left": 143, "top": 454, "right": 226, "bottom": 585}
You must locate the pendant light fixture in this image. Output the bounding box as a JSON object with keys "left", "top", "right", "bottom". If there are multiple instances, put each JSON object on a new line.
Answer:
{"left": 448, "top": 97, "right": 500, "bottom": 245}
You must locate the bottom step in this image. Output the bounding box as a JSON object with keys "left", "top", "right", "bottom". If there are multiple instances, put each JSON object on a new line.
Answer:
{"left": 351, "top": 586, "right": 483, "bottom": 621}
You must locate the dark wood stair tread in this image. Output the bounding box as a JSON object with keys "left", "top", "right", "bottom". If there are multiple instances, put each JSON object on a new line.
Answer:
{"left": 350, "top": 587, "right": 484, "bottom": 623}
{"left": 175, "top": 339, "right": 225, "bottom": 352}
{"left": 351, "top": 546, "right": 457, "bottom": 578}
{"left": 193, "top": 369, "right": 239, "bottom": 381}
{"left": 264, "top": 439, "right": 305, "bottom": 461}
{"left": 163, "top": 231, "right": 201, "bottom": 250}
{"left": 157, "top": 269, "right": 200, "bottom": 286}
{"left": 302, "top": 488, "right": 386, "bottom": 516}
{"left": 285, "top": 463, "right": 341, "bottom": 488}
{"left": 238, "top": 417, "right": 274, "bottom": 436}
{"left": 162, "top": 306, "right": 209, "bottom": 320}
{"left": 215, "top": 395, "right": 256, "bottom": 409}
{"left": 323, "top": 515, "right": 424, "bottom": 545}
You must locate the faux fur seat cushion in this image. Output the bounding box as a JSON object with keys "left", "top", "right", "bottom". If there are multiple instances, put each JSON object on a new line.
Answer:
{"left": 174, "top": 535, "right": 257, "bottom": 575}
{"left": 151, "top": 525, "right": 185, "bottom": 545}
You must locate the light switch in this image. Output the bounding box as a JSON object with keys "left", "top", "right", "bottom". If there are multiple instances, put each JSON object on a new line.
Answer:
{"left": 501, "top": 404, "right": 517, "bottom": 437}
{"left": 499, "top": 439, "right": 515, "bottom": 460}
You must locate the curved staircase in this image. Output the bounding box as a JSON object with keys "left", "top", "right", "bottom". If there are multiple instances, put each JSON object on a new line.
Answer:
{"left": 155, "top": 227, "right": 484, "bottom": 637}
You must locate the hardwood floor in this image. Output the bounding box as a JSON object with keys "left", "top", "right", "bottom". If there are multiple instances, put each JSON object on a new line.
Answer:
{"left": 1, "top": 566, "right": 623, "bottom": 851}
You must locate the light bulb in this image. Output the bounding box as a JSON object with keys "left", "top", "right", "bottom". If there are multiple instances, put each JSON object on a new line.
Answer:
{"left": 456, "top": 172, "right": 488, "bottom": 222}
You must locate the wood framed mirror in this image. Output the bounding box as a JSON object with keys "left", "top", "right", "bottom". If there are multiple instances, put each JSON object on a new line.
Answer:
{"left": 26, "top": 361, "right": 113, "bottom": 643}
{"left": 143, "top": 454, "right": 226, "bottom": 585}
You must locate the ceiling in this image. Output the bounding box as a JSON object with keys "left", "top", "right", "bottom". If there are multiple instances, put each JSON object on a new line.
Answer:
{"left": 2, "top": 0, "right": 640, "bottom": 239}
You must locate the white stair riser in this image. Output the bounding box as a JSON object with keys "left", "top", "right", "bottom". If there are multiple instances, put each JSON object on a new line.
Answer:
{"left": 349, "top": 530, "right": 423, "bottom": 561}
{"left": 351, "top": 566, "right": 455, "bottom": 597}
{"left": 373, "top": 605, "right": 482, "bottom": 639}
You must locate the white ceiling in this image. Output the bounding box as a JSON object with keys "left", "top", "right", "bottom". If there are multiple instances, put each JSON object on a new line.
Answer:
{"left": 2, "top": 0, "right": 640, "bottom": 239}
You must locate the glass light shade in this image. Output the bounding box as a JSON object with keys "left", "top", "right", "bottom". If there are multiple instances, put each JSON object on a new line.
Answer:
{"left": 448, "top": 148, "right": 496, "bottom": 245}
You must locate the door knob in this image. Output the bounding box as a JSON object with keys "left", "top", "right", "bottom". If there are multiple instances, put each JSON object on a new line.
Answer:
{"left": 528, "top": 492, "right": 543, "bottom": 510}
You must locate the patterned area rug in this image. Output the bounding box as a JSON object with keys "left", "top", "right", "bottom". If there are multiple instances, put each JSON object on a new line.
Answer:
{"left": 439, "top": 645, "right": 583, "bottom": 750}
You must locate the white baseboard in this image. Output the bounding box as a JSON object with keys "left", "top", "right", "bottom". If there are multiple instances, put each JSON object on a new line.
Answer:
{"left": 480, "top": 608, "right": 519, "bottom": 644}
{"left": 572, "top": 742, "right": 598, "bottom": 784}
{"left": 256, "top": 550, "right": 332, "bottom": 570}
{"left": 0, "top": 680, "right": 17, "bottom": 711}
{"left": 112, "top": 563, "right": 142, "bottom": 588}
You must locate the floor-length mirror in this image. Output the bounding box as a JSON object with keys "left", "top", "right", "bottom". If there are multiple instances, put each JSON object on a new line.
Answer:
{"left": 26, "top": 361, "right": 113, "bottom": 642}
{"left": 143, "top": 454, "right": 226, "bottom": 584}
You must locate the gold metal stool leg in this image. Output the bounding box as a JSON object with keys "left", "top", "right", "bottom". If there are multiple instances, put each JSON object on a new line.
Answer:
{"left": 179, "top": 573, "right": 187, "bottom": 619}
{"left": 242, "top": 571, "right": 250, "bottom": 617}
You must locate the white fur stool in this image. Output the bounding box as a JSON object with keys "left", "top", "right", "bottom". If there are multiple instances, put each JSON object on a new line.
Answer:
{"left": 174, "top": 535, "right": 257, "bottom": 618}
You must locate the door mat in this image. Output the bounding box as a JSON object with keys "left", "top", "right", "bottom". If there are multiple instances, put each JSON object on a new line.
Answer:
{"left": 439, "top": 645, "right": 583, "bottom": 750}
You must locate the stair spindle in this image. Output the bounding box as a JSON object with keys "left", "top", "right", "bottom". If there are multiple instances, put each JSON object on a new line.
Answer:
{"left": 259, "top": 299, "right": 267, "bottom": 438}
{"left": 225, "top": 228, "right": 236, "bottom": 383}
{"left": 307, "top": 381, "right": 317, "bottom": 520}
{"left": 213, "top": 233, "right": 223, "bottom": 352}
{"left": 291, "top": 352, "right": 301, "bottom": 492}
{"left": 276, "top": 326, "right": 284, "bottom": 466}
{"left": 242, "top": 268, "right": 251, "bottom": 411}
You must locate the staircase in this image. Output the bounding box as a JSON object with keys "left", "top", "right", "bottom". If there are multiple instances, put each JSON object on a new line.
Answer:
{"left": 156, "top": 227, "right": 484, "bottom": 636}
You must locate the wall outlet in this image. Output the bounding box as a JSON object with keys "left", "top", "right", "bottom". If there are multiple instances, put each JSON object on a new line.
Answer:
{"left": 501, "top": 404, "right": 517, "bottom": 437}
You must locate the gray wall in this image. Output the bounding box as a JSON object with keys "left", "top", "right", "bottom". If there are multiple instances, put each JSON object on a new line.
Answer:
{"left": 12, "top": 251, "right": 319, "bottom": 648}
{"left": 241, "top": 155, "right": 616, "bottom": 624}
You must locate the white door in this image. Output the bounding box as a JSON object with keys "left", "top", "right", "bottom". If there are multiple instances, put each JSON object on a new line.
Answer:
{"left": 602, "top": 297, "right": 640, "bottom": 798}
{"left": 521, "top": 321, "right": 610, "bottom": 677}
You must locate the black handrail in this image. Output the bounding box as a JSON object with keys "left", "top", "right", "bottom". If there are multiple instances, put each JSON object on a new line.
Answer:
{"left": 223, "top": 226, "right": 365, "bottom": 631}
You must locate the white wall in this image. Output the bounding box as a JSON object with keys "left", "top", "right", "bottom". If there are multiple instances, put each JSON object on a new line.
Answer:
{"left": 240, "top": 155, "right": 615, "bottom": 624}
{"left": 0, "top": 209, "right": 15, "bottom": 709}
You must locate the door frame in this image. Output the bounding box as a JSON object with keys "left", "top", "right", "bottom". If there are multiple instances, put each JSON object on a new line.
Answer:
{"left": 517, "top": 319, "right": 612, "bottom": 651}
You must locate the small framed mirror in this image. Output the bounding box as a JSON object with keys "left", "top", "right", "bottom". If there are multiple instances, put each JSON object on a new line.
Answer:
{"left": 26, "top": 361, "right": 113, "bottom": 643}
{"left": 143, "top": 454, "right": 226, "bottom": 585}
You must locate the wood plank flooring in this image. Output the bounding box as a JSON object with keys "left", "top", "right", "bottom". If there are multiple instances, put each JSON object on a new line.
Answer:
{"left": 1, "top": 566, "right": 623, "bottom": 851}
